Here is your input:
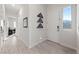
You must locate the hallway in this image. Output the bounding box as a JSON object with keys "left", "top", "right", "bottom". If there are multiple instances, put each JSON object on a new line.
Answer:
{"left": 0, "top": 4, "right": 78, "bottom": 54}
{"left": 0, "top": 36, "right": 76, "bottom": 54}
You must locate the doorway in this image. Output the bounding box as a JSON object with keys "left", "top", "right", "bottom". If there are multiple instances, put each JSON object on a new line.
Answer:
{"left": 0, "top": 4, "right": 19, "bottom": 41}
{"left": 47, "top": 4, "right": 77, "bottom": 50}
{"left": 5, "top": 16, "right": 17, "bottom": 40}
{"left": 58, "top": 5, "right": 77, "bottom": 50}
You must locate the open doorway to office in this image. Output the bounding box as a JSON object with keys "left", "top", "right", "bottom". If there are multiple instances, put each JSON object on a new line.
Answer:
{"left": 5, "top": 16, "right": 17, "bottom": 40}
{"left": 4, "top": 4, "right": 19, "bottom": 41}
{"left": 0, "top": 4, "right": 19, "bottom": 42}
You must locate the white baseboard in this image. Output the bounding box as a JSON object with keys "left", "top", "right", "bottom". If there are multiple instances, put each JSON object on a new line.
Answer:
{"left": 59, "top": 42, "right": 77, "bottom": 50}
{"left": 48, "top": 39, "right": 77, "bottom": 51}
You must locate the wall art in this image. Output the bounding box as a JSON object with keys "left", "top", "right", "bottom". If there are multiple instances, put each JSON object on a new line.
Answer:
{"left": 23, "top": 17, "right": 28, "bottom": 28}
{"left": 37, "top": 13, "right": 43, "bottom": 28}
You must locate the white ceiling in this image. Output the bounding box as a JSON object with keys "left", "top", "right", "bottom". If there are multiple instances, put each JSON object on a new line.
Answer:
{"left": 0, "top": 4, "right": 27, "bottom": 17}
{"left": 5, "top": 4, "right": 22, "bottom": 17}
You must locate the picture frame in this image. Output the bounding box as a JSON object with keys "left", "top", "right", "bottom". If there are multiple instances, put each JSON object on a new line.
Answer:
{"left": 23, "top": 17, "right": 28, "bottom": 28}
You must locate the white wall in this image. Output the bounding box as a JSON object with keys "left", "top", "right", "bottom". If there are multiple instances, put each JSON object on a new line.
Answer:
{"left": 77, "top": 5, "right": 79, "bottom": 53}
{"left": 29, "top": 4, "right": 48, "bottom": 48}
{"left": 47, "top": 4, "right": 77, "bottom": 50}
{"left": 0, "top": 4, "right": 47, "bottom": 48}
{"left": 18, "top": 5, "right": 29, "bottom": 47}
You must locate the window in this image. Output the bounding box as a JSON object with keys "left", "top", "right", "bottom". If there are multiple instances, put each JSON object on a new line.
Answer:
{"left": 63, "top": 6, "right": 72, "bottom": 29}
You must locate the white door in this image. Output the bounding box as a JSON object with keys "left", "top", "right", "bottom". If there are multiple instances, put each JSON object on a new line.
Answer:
{"left": 59, "top": 5, "right": 77, "bottom": 49}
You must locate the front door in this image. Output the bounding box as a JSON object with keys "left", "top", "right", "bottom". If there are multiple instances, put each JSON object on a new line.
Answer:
{"left": 59, "top": 5, "right": 77, "bottom": 49}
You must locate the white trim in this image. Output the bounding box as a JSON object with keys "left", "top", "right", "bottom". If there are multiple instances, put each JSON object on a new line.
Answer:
{"left": 62, "top": 29, "right": 73, "bottom": 31}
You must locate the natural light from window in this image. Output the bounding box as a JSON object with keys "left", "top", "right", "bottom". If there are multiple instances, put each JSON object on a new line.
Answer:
{"left": 63, "top": 6, "right": 72, "bottom": 29}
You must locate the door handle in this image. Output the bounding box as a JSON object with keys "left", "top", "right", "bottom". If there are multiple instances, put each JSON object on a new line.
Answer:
{"left": 57, "top": 26, "right": 60, "bottom": 31}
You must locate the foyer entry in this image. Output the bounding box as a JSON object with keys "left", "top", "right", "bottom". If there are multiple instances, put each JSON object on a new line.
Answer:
{"left": 0, "top": 4, "right": 77, "bottom": 54}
